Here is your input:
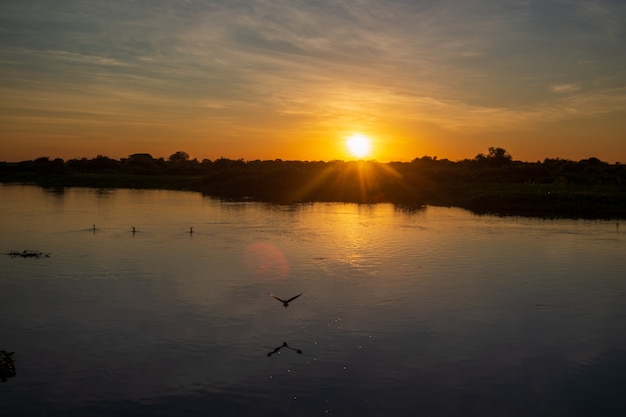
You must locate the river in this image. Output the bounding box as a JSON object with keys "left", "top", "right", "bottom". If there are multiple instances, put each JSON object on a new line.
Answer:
{"left": 1, "top": 184, "right": 625, "bottom": 416}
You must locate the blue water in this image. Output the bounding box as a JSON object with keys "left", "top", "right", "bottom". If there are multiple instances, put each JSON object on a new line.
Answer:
{"left": 1, "top": 184, "right": 625, "bottom": 416}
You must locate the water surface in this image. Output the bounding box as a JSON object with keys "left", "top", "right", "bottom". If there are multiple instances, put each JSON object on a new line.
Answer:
{"left": 1, "top": 184, "right": 625, "bottom": 416}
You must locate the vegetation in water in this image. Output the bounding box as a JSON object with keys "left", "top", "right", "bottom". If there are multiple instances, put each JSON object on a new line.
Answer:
{"left": 0, "top": 350, "right": 16, "bottom": 382}
{"left": 1, "top": 148, "right": 625, "bottom": 219}
{"left": 5, "top": 250, "right": 50, "bottom": 259}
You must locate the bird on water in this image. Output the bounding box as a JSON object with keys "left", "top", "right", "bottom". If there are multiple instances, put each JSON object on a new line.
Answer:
{"left": 268, "top": 292, "right": 303, "bottom": 308}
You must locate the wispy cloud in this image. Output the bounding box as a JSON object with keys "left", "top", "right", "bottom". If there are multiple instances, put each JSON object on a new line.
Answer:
{"left": 550, "top": 83, "right": 581, "bottom": 94}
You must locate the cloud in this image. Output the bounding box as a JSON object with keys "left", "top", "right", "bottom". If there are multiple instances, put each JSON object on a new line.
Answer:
{"left": 1, "top": 0, "right": 625, "bottom": 160}
{"left": 550, "top": 84, "right": 581, "bottom": 94}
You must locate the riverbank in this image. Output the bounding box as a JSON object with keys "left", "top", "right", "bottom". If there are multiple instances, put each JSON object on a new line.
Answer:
{"left": 2, "top": 171, "right": 625, "bottom": 220}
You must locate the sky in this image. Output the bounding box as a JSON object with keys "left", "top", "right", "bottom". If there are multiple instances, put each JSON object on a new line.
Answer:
{"left": 1, "top": 0, "right": 625, "bottom": 163}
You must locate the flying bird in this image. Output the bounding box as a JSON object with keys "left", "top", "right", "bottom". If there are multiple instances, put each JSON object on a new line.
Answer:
{"left": 268, "top": 292, "right": 303, "bottom": 308}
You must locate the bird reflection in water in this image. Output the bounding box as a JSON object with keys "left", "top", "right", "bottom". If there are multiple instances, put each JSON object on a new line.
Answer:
{"left": 267, "top": 342, "right": 302, "bottom": 357}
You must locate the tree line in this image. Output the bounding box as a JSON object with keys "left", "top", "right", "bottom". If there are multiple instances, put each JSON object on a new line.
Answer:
{"left": 1, "top": 148, "right": 625, "bottom": 218}
{"left": 1, "top": 147, "right": 624, "bottom": 185}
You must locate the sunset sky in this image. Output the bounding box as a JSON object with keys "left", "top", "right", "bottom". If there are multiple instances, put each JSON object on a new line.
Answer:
{"left": 1, "top": 0, "right": 625, "bottom": 163}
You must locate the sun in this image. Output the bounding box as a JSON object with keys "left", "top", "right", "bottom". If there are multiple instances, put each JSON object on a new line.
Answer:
{"left": 345, "top": 133, "right": 373, "bottom": 159}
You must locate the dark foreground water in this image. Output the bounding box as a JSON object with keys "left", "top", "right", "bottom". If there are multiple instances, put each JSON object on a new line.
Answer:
{"left": 1, "top": 184, "right": 625, "bottom": 416}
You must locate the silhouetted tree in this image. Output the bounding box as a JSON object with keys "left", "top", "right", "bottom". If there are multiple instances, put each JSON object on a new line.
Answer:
{"left": 66, "top": 158, "right": 89, "bottom": 172}
{"left": 474, "top": 147, "right": 513, "bottom": 168}
{"left": 125, "top": 153, "right": 157, "bottom": 174}
{"left": 88, "top": 155, "right": 117, "bottom": 172}
{"left": 168, "top": 151, "right": 189, "bottom": 163}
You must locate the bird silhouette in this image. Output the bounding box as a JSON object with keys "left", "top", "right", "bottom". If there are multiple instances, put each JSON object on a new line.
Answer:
{"left": 267, "top": 342, "right": 303, "bottom": 356}
{"left": 268, "top": 292, "right": 303, "bottom": 308}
